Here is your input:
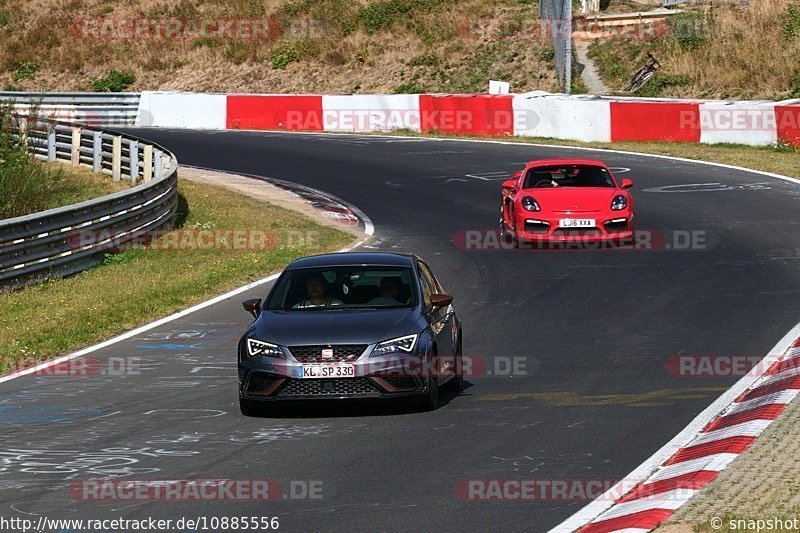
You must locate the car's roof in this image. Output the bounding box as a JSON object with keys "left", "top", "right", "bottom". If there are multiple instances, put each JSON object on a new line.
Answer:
{"left": 287, "top": 252, "right": 417, "bottom": 269}
{"left": 526, "top": 158, "right": 609, "bottom": 168}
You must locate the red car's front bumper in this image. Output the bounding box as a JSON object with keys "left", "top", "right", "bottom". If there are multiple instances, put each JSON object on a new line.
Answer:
{"left": 513, "top": 213, "right": 634, "bottom": 244}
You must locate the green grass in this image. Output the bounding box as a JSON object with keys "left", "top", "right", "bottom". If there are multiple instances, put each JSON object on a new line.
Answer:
{"left": 0, "top": 179, "right": 354, "bottom": 374}
{"left": 91, "top": 69, "right": 135, "bottom": 92}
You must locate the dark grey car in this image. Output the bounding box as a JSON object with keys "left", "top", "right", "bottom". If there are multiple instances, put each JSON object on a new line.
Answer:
{"left": 237, "top": 252, "right": 463, "bottom": 415}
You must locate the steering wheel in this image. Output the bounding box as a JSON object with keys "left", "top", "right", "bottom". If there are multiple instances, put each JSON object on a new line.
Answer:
{"left": 534, "top": 179, "right": 555, "bottom": 188}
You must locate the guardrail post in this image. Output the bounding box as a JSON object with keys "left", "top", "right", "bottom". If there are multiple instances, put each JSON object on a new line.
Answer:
{"left": 47, "top": 130, "right": 56, "bottom": 162}
{"left": 143, "top": 144, "right": 153, "bottom": 182}
{"left": 18, "top": 118, "right": 28, "bottom": 147}
{"left": 112, "top": 135, "right": 122, "bottom": 181}
{"left": 92, "top": 130, "right": 102, "bottom": 172}
{"left": 154, "top": 149, "right": 163, "bottom": 179}
{"left": 71, "top": 127, "right": 81, "bottom": 165}
{"left": 129, "top": 139, "right": 139, "bottom": 183}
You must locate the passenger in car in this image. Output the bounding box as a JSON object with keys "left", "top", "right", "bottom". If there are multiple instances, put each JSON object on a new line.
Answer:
{"left": 368, "top": 276, "right": 405, "bottom": 306}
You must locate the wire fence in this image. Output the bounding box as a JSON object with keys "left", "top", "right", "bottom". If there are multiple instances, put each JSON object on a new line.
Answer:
{"left": 539, "top": 0, "right": 573, "bottom": 93}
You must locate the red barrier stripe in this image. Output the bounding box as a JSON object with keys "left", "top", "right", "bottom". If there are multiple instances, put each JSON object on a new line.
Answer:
{"left": 580, "top": 508, "right": 674, "bottom": 533}
{"left": 616, "top": 470, "right": 718, "bottom": 504}
{"left": 610, "top": 102, "right": 701, "bottom": 142}
{"left": 665, "top": 436, "right": 755, "bottom": 465}
{"left": 419, "top": 94, "right": 514, "bottom": 136}
{"left": 737, "top": 375, "right": 800, "bottom": 402}
{"left": 776, "top": 105, "right": 800, "bottom": 147}
{"left": 703, "top": 403, "right": 786, "bottom": 432}
{"left": 226, "top": 95, "right": 323, "bottom": 131}
{"left": 766, "top": 354, "right": 800, "bottom": 375}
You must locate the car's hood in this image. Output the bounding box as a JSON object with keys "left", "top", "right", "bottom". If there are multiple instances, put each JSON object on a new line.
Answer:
{"left": 523, "top": 188, "right": 622, "bottom": 213}
{"left": 250, "top": 308, "right": 420, "bottom": 346}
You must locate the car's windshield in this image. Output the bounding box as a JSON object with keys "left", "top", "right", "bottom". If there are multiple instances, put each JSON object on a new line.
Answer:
{"left": 267, "top": 266, "right": 416, "bottom": 310}
{"left": 523, "top": 164, "right": 615, "bottom": 188}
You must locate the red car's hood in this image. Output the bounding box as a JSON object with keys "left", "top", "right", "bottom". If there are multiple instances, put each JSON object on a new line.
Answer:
{"left": 523, "top": 187, "right": 622, "bottom": 213}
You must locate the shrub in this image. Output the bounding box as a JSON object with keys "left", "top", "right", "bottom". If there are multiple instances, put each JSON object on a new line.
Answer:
{"left": 667, "top": 12, "right": 709, "bottom": 51}
{"left": 91, "top": 70, "right": 135, "bottom": 92}
{"left": 784, "top": 2, "right": 800, "bottom": 39}
{"left": 270, "top": 39, "right": 319, "bottom": 69}
{"left": 12, "top": 61, "right": 39, "bottom": 81}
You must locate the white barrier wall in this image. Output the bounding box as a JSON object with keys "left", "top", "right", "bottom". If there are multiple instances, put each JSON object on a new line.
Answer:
{"left": 513, "top": 94, "right": 611, "bottom": 142}
{"left": 321, "top": 94, "right": 421, "bottom": 132}
{"left": 698, "top": 101, "right": 778, "bottom": 146}
{"left": 136, "top": 91, "right": 227, "bottom": 129}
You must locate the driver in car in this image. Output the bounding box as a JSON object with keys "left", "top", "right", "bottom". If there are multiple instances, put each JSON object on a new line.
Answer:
{"left": 294, "top": 273, "right": 344, "bottom": 308}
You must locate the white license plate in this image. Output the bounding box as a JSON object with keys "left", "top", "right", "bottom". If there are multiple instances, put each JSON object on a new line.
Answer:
{"left": 559, "top": 218, "right": 596, "bottom": 228}
{"left": 298, "top": 363, "right": 356, "bottom": 379}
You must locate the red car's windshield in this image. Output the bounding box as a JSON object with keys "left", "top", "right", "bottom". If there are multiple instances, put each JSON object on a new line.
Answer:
{"left": 523, "top": 165, "right": 615, "bottom": 188}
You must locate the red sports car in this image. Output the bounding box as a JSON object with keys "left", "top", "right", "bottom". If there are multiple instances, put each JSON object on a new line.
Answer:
{"left": 499, "top": 159, "right": 634, "bottom": 246}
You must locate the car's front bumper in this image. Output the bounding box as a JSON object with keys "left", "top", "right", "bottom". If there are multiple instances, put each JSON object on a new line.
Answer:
{"left": 514, "top": 213, "right": 633, "bottom": 245}
{"left": 238, "top": 354, "right": 438, "bottom": 402}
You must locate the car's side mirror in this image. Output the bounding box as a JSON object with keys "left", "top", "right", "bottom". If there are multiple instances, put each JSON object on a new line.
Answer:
{"left": 621, "top": 178, "right": 634, "bottom": 189}
{"left": 242, "top": 298, "right": 262, "bottom": 318}
{"left": 430, "top": 293, "right": 453, "bottom": 308}
{"left": 502, "top": 179, "right": 517, "bottom": 192}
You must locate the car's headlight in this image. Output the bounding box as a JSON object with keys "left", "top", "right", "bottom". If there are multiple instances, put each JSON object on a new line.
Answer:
{"left": 521, "top": 196, "right": 540, "bottom": 212}
{"left": 611, "top": 194, "right": 628, "bottom": 211}
{"left": 246, "top": 339, "right": 284, "bottom": 358}
{"left": 371, "top": 334, "right": 418, "bottom": 357}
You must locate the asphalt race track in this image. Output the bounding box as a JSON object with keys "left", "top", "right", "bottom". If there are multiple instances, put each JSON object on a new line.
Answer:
{"left": 3, "top": 130, "right": 800, "bottom": 532}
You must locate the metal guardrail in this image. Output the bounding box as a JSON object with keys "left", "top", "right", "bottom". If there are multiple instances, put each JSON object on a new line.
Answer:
{"left": 0, "top": 92, "right": 141, "bottom": 126}
{"left": 0, "top": 118, "right": 178, "bottom": 290}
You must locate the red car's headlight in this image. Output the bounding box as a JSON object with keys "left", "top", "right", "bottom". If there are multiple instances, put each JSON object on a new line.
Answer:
{"left": 611, "top": 194, "right": 628, "bottom": 211}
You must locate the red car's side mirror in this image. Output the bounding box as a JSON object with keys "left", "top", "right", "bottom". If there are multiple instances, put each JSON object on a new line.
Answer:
{"left": 242, "top": 298, "right": 262, "bottom": 318}
{"left": 502, "top": 179, "right": 517, "bottom": 191}
{"left": 621, "top": 178, "right": 634, "bottom": 189}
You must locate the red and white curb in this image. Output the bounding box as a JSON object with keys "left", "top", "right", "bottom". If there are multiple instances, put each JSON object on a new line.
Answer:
{"left": 553, "top": 328, "right": 800, "bottom": 533}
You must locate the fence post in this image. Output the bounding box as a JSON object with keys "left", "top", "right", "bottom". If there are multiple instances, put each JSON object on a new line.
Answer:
{"left": 71, "top": 127, "right": 81, "bottom": 165}
{"left": 154, "top": 149, "right": 163, "bottom": 179}
{"left": 92, "top": 130, "right": 103, "bottom": 172}
{"left": 112, "top": 135, "right": 122, "bottom": 181}
{"left": 47, "top": 129, "right": 56, "bottom": 162}
{"left": 143, "top": 144, "right": 153, "bottom": 182}
{"left": 130, "top": 139, "right": 139, "bottom": 183}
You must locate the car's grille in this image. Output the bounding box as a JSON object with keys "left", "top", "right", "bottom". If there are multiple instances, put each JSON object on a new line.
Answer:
{"left": 288, "top": 344, "right": 368, "bottom": 363}
{"left": 246, "top": 373, "right": 282, "bottom": 396}
{"left": 276, "top": 378, "right": 378, "bottom": 397}
{"left": 551, "top": 228, "right": 602, "bottom": 237}
{"left": 523, "top": 221, "right": 550, "bottom": 235}
{"left": 382, "top": 377, "right": 419, "bottom": 391}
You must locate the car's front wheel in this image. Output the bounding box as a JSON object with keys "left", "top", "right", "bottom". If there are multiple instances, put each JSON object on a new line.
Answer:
{"left": 448, "top": 337, "right": 464, "bottom": 391}
{"left": 417, "top": 374, "right": 439, "bottom": 412}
